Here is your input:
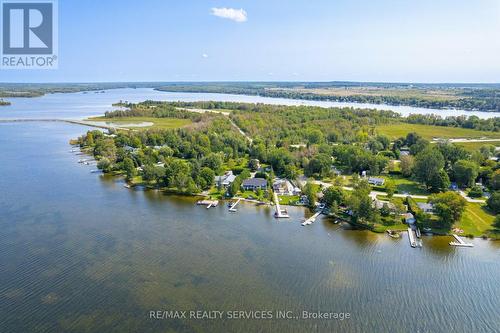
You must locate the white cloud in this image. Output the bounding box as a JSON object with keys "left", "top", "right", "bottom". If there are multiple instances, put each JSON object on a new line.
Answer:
{"left": 211, "top": 7, "right": 247, "bottom": 22}
{"left": 202, "top": 53, "right": 209, "bottom": 58}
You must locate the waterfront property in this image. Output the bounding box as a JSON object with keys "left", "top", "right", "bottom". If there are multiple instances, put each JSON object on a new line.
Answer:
{"left": 242, "top": 177, "right": 267, "bottom": 191}
{"left": 368, "top": 177, "right": 385, "bottom": 186}
{"left": 215, "top": 171, "right": 236, "bottom": 188}
{"left": 272, "top": 178, "right": 299, "bottom": 196}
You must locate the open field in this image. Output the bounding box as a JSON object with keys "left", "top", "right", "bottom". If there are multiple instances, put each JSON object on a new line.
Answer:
{"left": 87, "top": 116, "right": 191, "bottom": 129}
{"left": 271, "top": 87, "right": 462, "bottom": 101}
{"left": 456, "top": 203, "right": 497, "bottom": 236}
{"left": 376, "top": 123, "right": 500, "bottom": 140}
{"left": 454, "top": 141, "right": 500, "bottom": 152}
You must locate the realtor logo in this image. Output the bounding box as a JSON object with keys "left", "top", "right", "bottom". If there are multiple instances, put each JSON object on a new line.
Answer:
{"left": 1, "top": 0, "right": 58, "bottom": 69}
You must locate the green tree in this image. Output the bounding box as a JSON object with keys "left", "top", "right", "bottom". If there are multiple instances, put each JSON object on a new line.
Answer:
{"left": 202, "top": 153, "right": 223, "bottom": 174}
{"left": 453, "top": 160, "right": 479, "bottom": 188}
{"left": 428, "top": 169, "right": 451, "bottom": 193}
{"left": 97, "top": 157, "right": 112, "bottom": 172}
{"left": 429, "top": 192, "right": 467, "bottom": 228}
{"left": 487, "top": 192, "right": 500, "bottom": 214}
{"left": 400, "top": 155, "right": 415, "bottom": 177}
{"left": 199, "top": 167, "right": 215, "bottom": 190}
{"left": 306, "top": 129, "right": 324, "bottom": 145}
{"left": 322, "top": 186, "right": 345, "bottom": 208}
{"left": 303, "top": 182, "right": 317, "bottom": 208}
{"left": 305, "top": 153, "right": 331, "bottom": 177}
{"left": 414, "top": 147, "right": 445, "bottom": 190}
{"left": 86, "top": 132, "right": 95, "bottom": 146}
{"left": 493, "top": 215, "right": 500, "bottom": 229}
{"left": 123, "top": 157, "right": 136, "bottom": 181}
{"left": 385, "top": 179, "right": 396, "bottom": 198}
{"left": 142, "top": 165, "right": 161, "bottom": 183}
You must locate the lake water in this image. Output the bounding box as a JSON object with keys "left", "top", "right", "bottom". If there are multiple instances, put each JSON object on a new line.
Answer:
{"left": 0, "top": 95, "right": 499, "bottom": 332}
{"left": 1, "top": 88, "right": 500, "bottom": 119}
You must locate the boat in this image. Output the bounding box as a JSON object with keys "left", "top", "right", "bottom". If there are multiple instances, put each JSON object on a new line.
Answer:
{"left": 386, "top": 230, "right": 401, "bottom": 238}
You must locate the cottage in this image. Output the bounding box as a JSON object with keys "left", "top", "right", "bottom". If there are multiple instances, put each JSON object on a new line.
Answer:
{"left": 368, "top": 177, "right": 385, "bottom": 186}
{"left": 242, "top": 178, "right": 267, "bottom": 191}
{"left": 373, "top": 199, "right": 396, "bottom": 211}
{"left": 399, "top": 148, "right": 410, "bottom": 156}
{"left": 272, "top": 179, "right": 295, "bottom": 195}
{"left": 417, "top": 202, "right": 434, "bottom": 213}
{"left": 214, "top": 171, "right": 236, "bottom": 188}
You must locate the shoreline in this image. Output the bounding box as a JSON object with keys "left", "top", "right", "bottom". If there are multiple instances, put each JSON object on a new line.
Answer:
{"left": 116, "top": 175, "right": 497, "bottom": 241}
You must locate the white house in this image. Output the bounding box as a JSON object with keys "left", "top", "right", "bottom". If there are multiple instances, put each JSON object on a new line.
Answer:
{"left": 417, "top": 202, "right": 434, "bottom": 213}
{"left": 272, "top": 179, "right": 295, "bottom": 195}
{"left": 215, "top": 171, "right": 236, "bottom": 188}
{"left": 368, "top": 177, "right": 385, "bottom": 186}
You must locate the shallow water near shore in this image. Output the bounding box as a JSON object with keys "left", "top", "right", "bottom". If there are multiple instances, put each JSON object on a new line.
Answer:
{"left": 0, "top": 121, "right": 499, "bottom": 332}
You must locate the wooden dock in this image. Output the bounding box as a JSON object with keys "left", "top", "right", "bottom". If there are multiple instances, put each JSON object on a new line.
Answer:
{"left": 450, "top": 234, "right": 474, "bottom": 247}
{"left": 197, "top": 199, "right": 219, "bottom": 209}
{"left": 273, "top": 193, "right": 290, "bottom": 218}
{"left": 407, "top": 227, "right": 417, "bottom": 248}
{"left": 228, "top": 198, "right": 241, "bottom": 212}
{"left": 301, "top": 211, "right": 321, "bottom": 226}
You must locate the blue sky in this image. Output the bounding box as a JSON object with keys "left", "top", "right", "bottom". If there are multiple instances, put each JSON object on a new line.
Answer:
{"left": 1, "top": 0, "right": 500, "bottom": 83}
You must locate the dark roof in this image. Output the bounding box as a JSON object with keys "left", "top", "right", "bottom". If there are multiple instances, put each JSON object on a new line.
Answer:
{"left": 242, "top": 178, "right": 267, "bottom": 187}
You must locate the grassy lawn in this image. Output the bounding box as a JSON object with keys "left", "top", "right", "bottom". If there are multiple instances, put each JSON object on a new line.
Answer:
{"left": 377, "top": 123, "right": 500, "bottom": 140}
{"left": 239, "top": 190, "right": 266, "bottom": 201}
{"left": 373, "top": 222, "right": 408, "bottom": 233}
{"left": 87, "top": 116, "right": 191, "bottom": 129}
{"left": 454, "top": 141, "right": 500, "bottom": 152}
{"left": 278, "top": 195, "right": 301, "bottom": 205}
{"left": 381, "top": 175, "right": 429, "bottom": 195}
{"left": 455, "top": 203, "right": 496, "bottom": 236}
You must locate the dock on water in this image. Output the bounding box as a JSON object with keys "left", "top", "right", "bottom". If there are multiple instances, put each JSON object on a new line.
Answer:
{"left": 301, "top": 211, "right": 321, "bottom": 226}
{"left": 450, "top": 234, "right": 474, "bottom": 247}
{"left": 228, "top": 198, "right": 241, "bottom": 212}
{"left": 407, "top": 227, "right": 422, "bottom": 248}
{"left": 273, "top": 193, "right": 290, "bottom": 218}
{"left": 407, "top": 227, "right": 417, "bottom": 247}
{"left": 197, "top": 199, "right": 219, "bottom": 209}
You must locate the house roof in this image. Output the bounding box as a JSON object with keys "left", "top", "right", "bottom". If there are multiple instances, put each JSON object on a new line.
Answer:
{"left": 242, "top": 178, "right": 267, "bottom": 187}
{"left": 417, "top": 203, "right": 433, "bottom": 211}
{"left": 368, "top": 177, "right": 385, "bottom": 183}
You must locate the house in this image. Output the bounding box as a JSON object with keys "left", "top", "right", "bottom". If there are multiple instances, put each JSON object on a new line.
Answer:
{"left": 373, "top": 199, "right": 396, "bottom": 211}
{"left": 272, "top": 179, "right": 295, "bottom": 195}
{"left": 404, "top": 213, "right": 416, "bottom": 224}
{"left": 331, "top": 166, "right": 342, "bottom": 176}
{"left": 417, "top": 202, "right": 434, "bottom": 213}
{"left": 368, "top": 177, "right": 385, "bottom": 186}
{"left": 123, "top": 145, "right": 139, "bottom": 154}
{"left": 214, "top": 171, "right": 236, "bottom": 188}
{"left": 242, "top": 178, "right": 267, "bottom": 191}
{"left": 399, "top": 148, "right": 410, "bottom": 156}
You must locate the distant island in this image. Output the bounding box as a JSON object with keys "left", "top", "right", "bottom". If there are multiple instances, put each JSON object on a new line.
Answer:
{"left": 73, "top": 100, "right": 500, "bottom": 239}
{"left": 0, "top": 99, "right": 11, "bottom": 106}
